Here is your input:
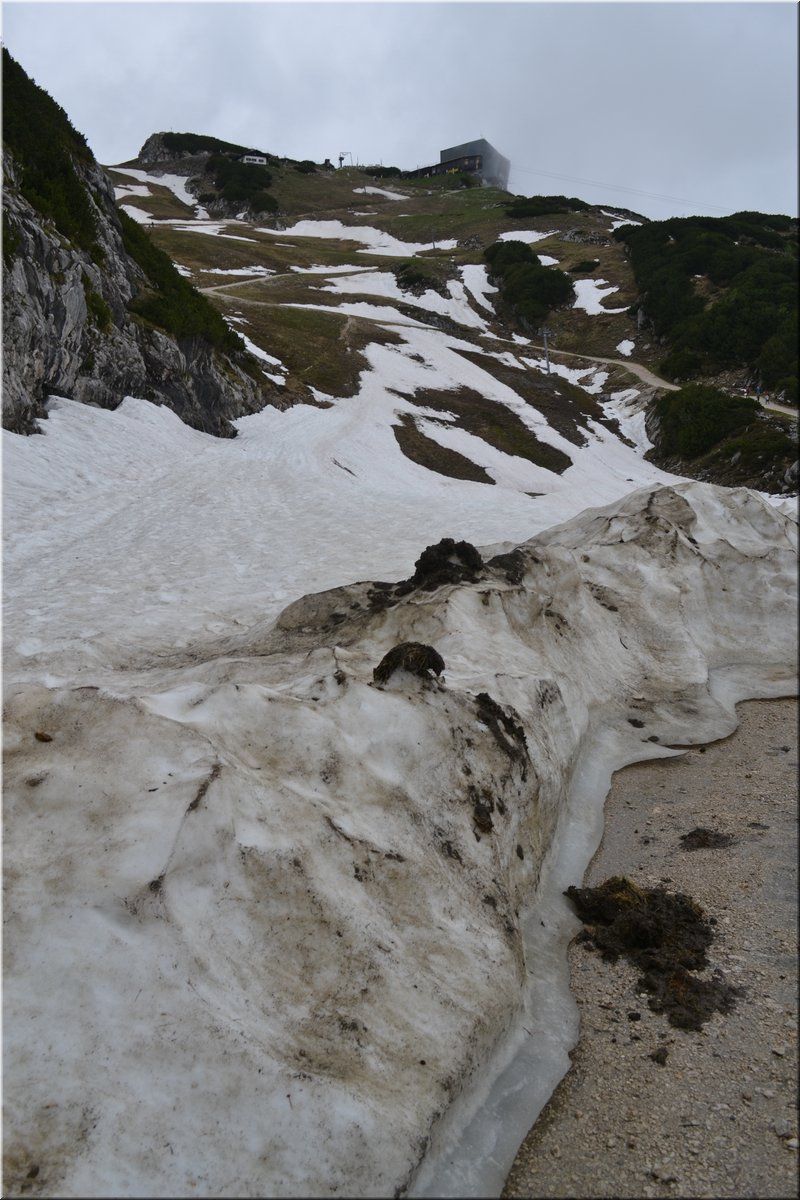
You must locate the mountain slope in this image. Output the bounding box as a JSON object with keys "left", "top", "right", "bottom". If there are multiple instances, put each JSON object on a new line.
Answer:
{"left": 107, "top": 132, "right": 797, "bottom": 493}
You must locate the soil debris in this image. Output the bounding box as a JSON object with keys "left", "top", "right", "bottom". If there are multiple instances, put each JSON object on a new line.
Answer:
{"left": 679, "top": 826, "right": 735, "bottom": 850}
{"left": 565, "top": 875, "right": 743, "bottom": 1030}
{"left": 372, "top": 642, "right": 445, "bottom": 685}
{"left": 409, "top": 537, "right": 484, "bottom": 591}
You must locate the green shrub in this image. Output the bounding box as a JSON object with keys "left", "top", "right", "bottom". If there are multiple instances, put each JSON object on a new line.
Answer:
{"left": 161, "top": 132, "right": 269, "bottom": 159}
{"left": 659, "top": 347, "right": 703, "bottom": 381}
{"left": 294, "top": 160, "right": 317, "bottom": 174}
{"left": 485, "top": 240, "right": 536, "bottom": 272}
{"left": 505, "top": 194, "right": 590, "bottom": 219}
{"left": 724, "top": 425, "right": 797, "bottom": 461}
{"left": 484, "top": 240, "right": 575, "bottom": 326}
{"left": 614, "top": 212, "right": 798, "bottom": 387}
{"left": 655, "top": 384, "right": 759, "bottom": 459}
{"left": 568, "top": 259, "right": 599, "bottom": 274}
{"left": 771, "top": 376, "right": 798, "bottom": 404}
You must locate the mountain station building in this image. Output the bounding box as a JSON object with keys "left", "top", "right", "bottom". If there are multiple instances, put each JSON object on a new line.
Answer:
{"left": 407, "top": 139, "right": 510, "bottom": 190}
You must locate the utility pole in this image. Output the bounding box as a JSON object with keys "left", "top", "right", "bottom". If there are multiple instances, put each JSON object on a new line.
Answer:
{"left": 538, "top": 326, "right": 555, "bottom": 374}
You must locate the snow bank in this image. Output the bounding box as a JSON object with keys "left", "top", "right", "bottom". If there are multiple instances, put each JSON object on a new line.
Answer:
{"left": 202, "top": 265, "right": 276, "bottom": 277}
{"left": 109, "top": 165, "right": 199, "bottom": 210}
{"left": 601, "top": 209, "right": 643, "bottom": 231}
{"left": 3, "top": 478, "right": 796, "bottom": 1199}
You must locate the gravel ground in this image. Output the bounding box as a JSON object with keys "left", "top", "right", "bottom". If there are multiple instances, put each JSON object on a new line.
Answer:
{"left": 503, "top": 696, "right": 798, "bottom": 1200}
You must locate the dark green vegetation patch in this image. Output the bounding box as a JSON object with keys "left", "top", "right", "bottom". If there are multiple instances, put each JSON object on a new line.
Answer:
{"left": 566, "top": 875, "right": 743, "bottom": 1030}
{"left": 505, "top": 194, "right": 590, "bottom": 219}
{"left": 2, "top": 48, "right": 100, "bottom": 256}
{"left": 203, "top": 154, "right": 278, "bottom": 214}
{"left": 654, "top": 383, "right": 760, "bottom": 459}
{"left": 160, "top": 131, "right": 270, "bottom": 159}
{"left": 484, "top": 239, "right": 575, "bottom": 329}
{"left": 614, "top": 213, "right": 798, "bottom": 401}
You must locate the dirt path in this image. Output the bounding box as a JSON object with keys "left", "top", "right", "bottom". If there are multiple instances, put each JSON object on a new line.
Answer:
{"left": 503, "top": 696, "right": 798, "bottom": 1199}
{"left": 527, "top": 344, "right": 679, "bottom": 391}
{"left": 198, "top": 279, "right": 798, "bottom": 424}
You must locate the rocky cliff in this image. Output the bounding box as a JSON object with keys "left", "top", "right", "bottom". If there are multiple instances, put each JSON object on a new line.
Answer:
{"left": 2, "top": 53, "right": 279, "bottom": 437}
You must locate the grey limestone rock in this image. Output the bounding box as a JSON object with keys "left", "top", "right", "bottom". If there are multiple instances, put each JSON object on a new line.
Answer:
{"left": 2, "top": 148, "right": 278, "bottom": 437}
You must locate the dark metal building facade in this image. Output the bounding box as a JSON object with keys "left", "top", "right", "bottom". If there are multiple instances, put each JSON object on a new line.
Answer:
{"left": 406, "top": 138, "right": 510, "bottom": 190}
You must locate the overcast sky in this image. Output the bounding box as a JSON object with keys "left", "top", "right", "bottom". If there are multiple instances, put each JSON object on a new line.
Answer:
{"left": 2, "top": 0, "right": 797, "bottom": 221}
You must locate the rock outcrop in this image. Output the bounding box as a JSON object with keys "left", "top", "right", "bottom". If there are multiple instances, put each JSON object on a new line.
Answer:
{"left": 1, "top": 61, "right": 280, "bottom": 438}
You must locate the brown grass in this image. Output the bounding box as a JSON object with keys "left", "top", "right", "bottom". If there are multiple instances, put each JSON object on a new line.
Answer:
{"left": 392, "top": 413, "right": 495, "bottom": 483}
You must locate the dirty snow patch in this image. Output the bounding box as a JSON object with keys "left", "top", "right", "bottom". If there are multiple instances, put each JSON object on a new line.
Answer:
{"left": 258, "top": 219, "right": 457, "bottom": 257}
{"left": 460, "top": 265, "right": 498, "bottom": 312}
{"left": 353, "top": 186, "right": 407, "bottom": 200}
{"left": 202, "top": 266, "right": 276, "bottom": 277}
{"left": 498, "top": 229, "right": 557, "bottom": 245}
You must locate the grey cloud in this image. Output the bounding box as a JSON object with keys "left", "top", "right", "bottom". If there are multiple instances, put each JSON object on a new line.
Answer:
{"left": 2, "top": 1, "right": 796, "bottom": 220}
